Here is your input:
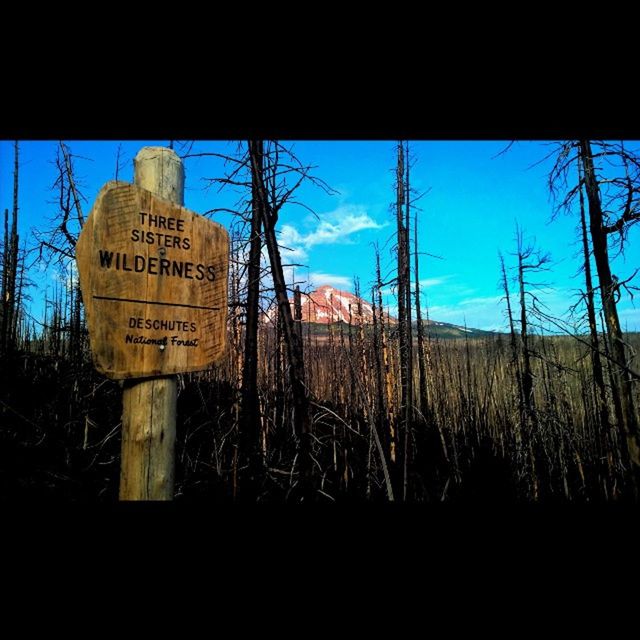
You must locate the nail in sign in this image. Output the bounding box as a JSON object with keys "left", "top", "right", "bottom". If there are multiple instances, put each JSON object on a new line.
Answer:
{"left": 76, "top": 182, "right": 229, "bottom": 379}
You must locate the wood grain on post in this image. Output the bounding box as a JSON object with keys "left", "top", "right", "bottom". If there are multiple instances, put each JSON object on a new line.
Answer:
{"left": 119, "top": 147, "right": 183, "bottom": 500}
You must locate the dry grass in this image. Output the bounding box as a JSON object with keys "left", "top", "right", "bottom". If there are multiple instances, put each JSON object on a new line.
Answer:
{"left": 1, "top": 308, "right": 638, "bottom": 501}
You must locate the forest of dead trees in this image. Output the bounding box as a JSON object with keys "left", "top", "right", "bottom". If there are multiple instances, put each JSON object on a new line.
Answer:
{"left": 0, "top": 139, "right": 639, "bottom": 502}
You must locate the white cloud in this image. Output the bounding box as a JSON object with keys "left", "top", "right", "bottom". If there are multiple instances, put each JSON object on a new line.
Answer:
{"left": 278, "top": 205, "right": 386, "bottom": 258}
{"left": 269, "top": 205, "right": 386, "bottom": 291}
{"left": 307, "top": 272, "right": 353, "bottom": 289}
{"left": 303, "top": 213, "right": 385, "bottom": 248}
{"left": 50, "top": 259, "right": 79, "bottom": 288}
{"left": 278, "top": 224, "right": 303, "bottom": 246}
{"left": 278, "top": 225, "right": 309, "bottom": 263}
{"left": 419, "top": 276, "right": 451, "bottom": 288}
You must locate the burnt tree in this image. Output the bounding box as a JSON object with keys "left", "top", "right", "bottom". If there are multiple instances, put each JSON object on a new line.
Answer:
{"left": 1, "top": 142, "right": 20, "bottom": 355}
{"left": 248, "top": 141, "right": 333, "bottom": 501}
{"left": 576, "top": 159, "right": 611, "bottom": 465}
{"left": 394, "top": 141, "right": 413, "bottom": 499}
{"left": 414, "top": 210, "right": 428, "bottom": 418}
{"left": 579, "top": 140, "right": 640, "bottom": 473}
{"left": 239, "top": 140, "right": 265, "bottom": 497}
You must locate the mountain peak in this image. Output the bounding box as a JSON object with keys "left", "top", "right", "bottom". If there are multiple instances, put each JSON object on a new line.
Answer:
{"left": 305, "top": 285, "right": 376, "bottom": 324}
{"left": 264, "top": 284, "right": 390, "bottom": 325}
{"left": 262, "top": 284, "right": 496, "bottom": 338}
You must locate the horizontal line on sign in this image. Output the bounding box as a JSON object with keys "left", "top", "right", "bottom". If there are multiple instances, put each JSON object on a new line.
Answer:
{"left": 93, "top": 295, "right": 220, "bottom": 312}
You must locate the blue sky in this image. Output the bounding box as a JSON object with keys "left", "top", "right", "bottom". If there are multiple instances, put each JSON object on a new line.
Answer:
{"left": 1, "top": 140, "right": 639, "bottom": 332}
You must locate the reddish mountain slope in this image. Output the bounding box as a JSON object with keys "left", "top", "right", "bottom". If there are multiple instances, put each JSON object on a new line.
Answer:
{"left": 262, "top": 285, "right": 497, "bottom": 338}
{"left": 265, "top": 285, "right": 395, "bottom": 324}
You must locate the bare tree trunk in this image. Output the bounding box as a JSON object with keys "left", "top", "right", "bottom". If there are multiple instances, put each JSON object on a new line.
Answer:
{"left": 294, "top": 285, "right": 303, "bottom": 343}
{"left": 500, "top": 252, "right": 523, "bottom": 448}
{"left": 354, "top": 278, "right": 370, "bottom": 413}
{"left": 577, "top": 164, "right": 611, "bottom": 468}
{"left": 229, "top": 235, "right": 243, "bottom": 500}
{"left": 264, "top": 220, "right": 311, "bottom": 498}
{"left": 579, "top": 139, "right": 640, "bottom": 474}
{"left": 376, "top": 246, "right": 396, "bottom": 464}
{"left": 517, "top": 248, "right": 536, "bottom": 422}
{"left": 60, "top": 142, "right": 85, "bottom": 228}
{"left": 395, "top": 141, "right": 409, "bottom": 498}
{"left": 240, "top": 140, "right": 265, "bottom": 498}
{"left": 402, "top": 141, "right": 413, "bottom": 500}
{"left": 14, "top": 242, "right": 25, "bottom": 349}
{"left": 1, "top": 208, "right": 9, "bottom": 355}
{"left": 76, "top": 279, "right": 84, "bottom": 358}
{"left": 249, "top": 142, "right": 312, "bottom": 501}
{"left": 372, "top": 288, "right": 386, "bottom": 423}
{"left": 4, "top": 142, "right": 20, "bottom": 352}
{"left": 414, "top": 210, "right": 427, "bottom": 417}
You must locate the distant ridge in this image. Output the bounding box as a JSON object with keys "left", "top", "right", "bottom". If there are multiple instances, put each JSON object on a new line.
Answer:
{"left": 263, "top": 284, "right": 499, "bottom": 339}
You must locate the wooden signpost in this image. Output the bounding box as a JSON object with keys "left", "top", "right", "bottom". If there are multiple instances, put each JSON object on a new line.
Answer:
{"left": 76, "top": 147, "right": 228, "bottom": 500}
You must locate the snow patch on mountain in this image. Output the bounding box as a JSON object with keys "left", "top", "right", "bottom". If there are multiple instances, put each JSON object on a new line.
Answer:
{"left": 264, "top": 284, "right": 395, "bottom": 325}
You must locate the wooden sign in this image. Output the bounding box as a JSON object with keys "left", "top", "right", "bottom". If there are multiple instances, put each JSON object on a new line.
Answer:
{"left": 76, "top": 181, "right": 228, "bottom": 379}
